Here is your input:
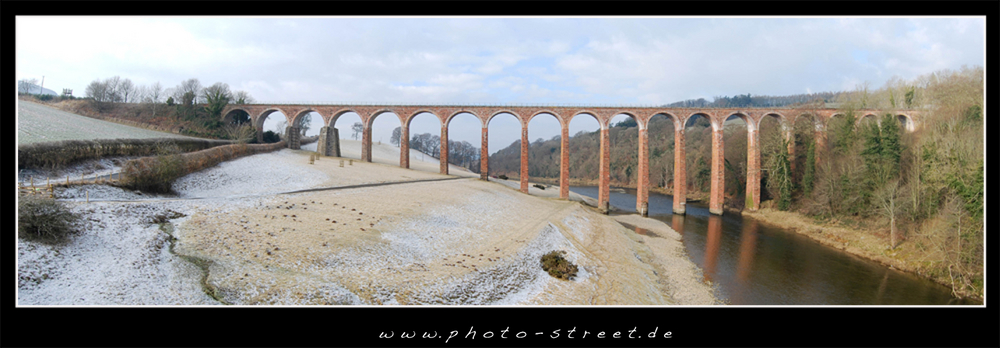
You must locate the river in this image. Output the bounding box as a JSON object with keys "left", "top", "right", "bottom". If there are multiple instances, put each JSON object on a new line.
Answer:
{"left": 568, "top": 186, "right": 977, "bottom": 305}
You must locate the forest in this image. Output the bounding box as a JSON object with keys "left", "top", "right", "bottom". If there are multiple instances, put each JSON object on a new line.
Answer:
{"left": 487, "top": 66, "right": 984, "bottom": 297}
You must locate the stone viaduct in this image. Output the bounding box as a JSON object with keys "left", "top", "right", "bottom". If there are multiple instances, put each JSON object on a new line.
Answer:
{"left": 221, "top": 104, "right": 919, "bottom": 216}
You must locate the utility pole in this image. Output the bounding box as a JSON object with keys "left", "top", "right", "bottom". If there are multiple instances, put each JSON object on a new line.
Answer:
{"left": 39, "top": 76, "right": 45, "bottom": 95}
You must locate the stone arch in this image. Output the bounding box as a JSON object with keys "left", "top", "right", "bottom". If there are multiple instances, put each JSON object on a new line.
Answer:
{"left": 896, "top": 113, "right": 914, "bottom": 132}
{"left": 367, "top": 109, "right": 405, "bottom": 129}
{"left": 721, "top": 112, "right": 751, "bottom": 210}
{"left": 683, "top": 112, "right": 713, "bottom": 130}
{"left": 567, "top": 111, "right": 601, "bottom": 128}
{"left": 608, "top": 111, "right": 641, "bottom": 129}
{"left": 486, "top": 110, "right": 524, "bottom": 126}
{"left": 753, "top": 111, "right": 789, "bottom": 134}
{"left": 406, "top": 109, "right": 443, "bottom": 128}
{"left": 645, "top": 112, "right": 682, "bottom": 211}
{"left": 648, "top": 111, "right": 683, "bottom": 130}
{"left": 792, "top": 112, "right": 823, "bottom": 132}
{"left": 526, "top": 110, "right": 566, "bottom": 128}
{"left": 857, "top": 112, "right": 880, "bottom": 128}
{"left": 289, "top": 108, "right": 318, "bottom": 127}
{"left": 328, "top": 108, "right": 363, "bottom": 130}
{"left": 221, "top": 107, "right": 252, "bottom": 126}
{"left": 254, "top": 108, "right": 291, "bottom": 143}
{"left": 445, "top": 110, "right": 483, "bottom": 128}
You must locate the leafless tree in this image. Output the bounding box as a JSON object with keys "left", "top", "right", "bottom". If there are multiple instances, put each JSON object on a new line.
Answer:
{"left": 174, "top": 78, "right": 203, "bottom": 104}
{"left": 352, "top": 122, "right": 364, "bottom": 140}
{"left": 390, "top": 126, "right": 401, "bottom": 147}
{"left": 118, "top": 78, "right": 136, "bottom": 103}
{"left": 233, "top": 90, "right": 254, "bottom": 104}
{"left": 18, "top": 78, "right": 39, "bottom": 94}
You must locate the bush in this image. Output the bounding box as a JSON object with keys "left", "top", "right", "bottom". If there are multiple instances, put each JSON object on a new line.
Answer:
{"left": 18, "top": 195, "right": 79, "bottom": 244}
{"left": 540, "top": 250, "right": 578, "bottom": 281}
{"left": 262, "top": 130, "right": 281, "bottom": 143}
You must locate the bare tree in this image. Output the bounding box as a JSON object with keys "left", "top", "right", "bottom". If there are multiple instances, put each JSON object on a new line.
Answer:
{"left": 143, "top": 82, "right": 164, "bottom": 117}
{"left": 118, "top": 78, "right": 136, "bottom": 103}
{"left": 85, "top": 79, "right": 113, "bottom": 112}
{"left": 233, "top": 90, "right": 254, "bottom": 104}
{"left": 223, "top": 123, "right": 256, "bottom": 143}
{"left": 275, "top": 120, "right": 288, "bottom": 139}
{"left": 104, "top": 76, "right": 122, "bottom": 102}
{"left": 873, "top": 178, "right": 901, "bottom": 249}
{"left": 390, "top": 126, "right": 401, "bottom": 147}
{"left": 299, "top": 113, "right": 311, "bottom": 136}
{"left": 174, "top": 78, "right": 203, "bottom": 104}
{"left": 352, "top": 122, "right": 364, "bottom": 140}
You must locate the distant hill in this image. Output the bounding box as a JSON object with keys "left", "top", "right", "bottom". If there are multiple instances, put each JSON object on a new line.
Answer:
{"left": 18, "top": 83, "right": 59, "bottom": 96}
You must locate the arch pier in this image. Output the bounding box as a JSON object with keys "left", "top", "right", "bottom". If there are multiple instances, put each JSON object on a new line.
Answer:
{"left": 222, "top": 104, "right": 919, "bottom": 216}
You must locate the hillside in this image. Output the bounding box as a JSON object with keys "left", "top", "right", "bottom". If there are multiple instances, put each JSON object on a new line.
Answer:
{"left": 17, "top": 100, "right": 197, "bottom": 146}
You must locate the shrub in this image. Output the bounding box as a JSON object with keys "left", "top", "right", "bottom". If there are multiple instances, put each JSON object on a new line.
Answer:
{"left": 540, "top": 250, "right": 578, "bottom": 280}
{"left": 18, "top": 195, "right": 79, "bottom": 244}
{"left": 533, "top": 183, "right": 546, "bottom": 190}
{"left": 262, "top": 130, "right": 281, "bottom": 143}
{"left": 498, "top": 174, "right": 508, "bottom": 180}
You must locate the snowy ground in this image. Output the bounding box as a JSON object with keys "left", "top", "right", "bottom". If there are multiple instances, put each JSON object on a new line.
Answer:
{"left": 17, "top": 101, "right": 197, "bottom": 146}
{"left": 18, "top": 140, "right": 716, "bottom": 306}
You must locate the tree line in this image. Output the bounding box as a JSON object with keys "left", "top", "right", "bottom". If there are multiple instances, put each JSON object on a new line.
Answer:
{"left": 72, "top": 76, "right": 260, "bottom": 142}
{"left": 383, "top": 127, "right": 481, "bottom": 173}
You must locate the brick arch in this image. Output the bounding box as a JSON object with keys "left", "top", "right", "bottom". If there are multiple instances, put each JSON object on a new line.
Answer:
{"left": 721, "top": 112, "right": 752, "bottom": 131}
{"left": 486, "top": 110, "right": 523, "bottom": 126}
{"left": 366, "top": 109, "right": 405, "bottom": 128}
{"left": 895, "top": 113, "right": 915, "bottom": 132}
{"left": 254, "top": 108, "right": 290, "bottom": 131}
{"left": 290, "top": 108, "right": 321, "bottom": 129}
{"left": 682, "top": 112, "right": 714, "bottom": 131}
{"left": 753, "top": 111, "right": 789, "bottom": 133}
{"left": 607, "top": 111, "right": 641, "bottom": 129}
{"left": 444, "top": 111, "right": 483, "bottom": 128}
{"left": 567, "top": 111, "right": 601, "bottom": 129}
{"left": 526, "top": 110, "right": 566, "bottom": 128}
{"left": 221, "top": 107, "right": 252, "bottom": 125}
{"left": 856, "top": 112, "right": 880, "bottom": 127}
{"left": 644, "top": 112, "right": 683, "bottom": 131}
{"left": 405, "top": 110, "right": 443, "bottom": 128}
{"left": 791, "top": 111, "right": 824, "bottom": 132}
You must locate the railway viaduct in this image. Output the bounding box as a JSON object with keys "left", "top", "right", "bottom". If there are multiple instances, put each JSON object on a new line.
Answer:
{"left": 221, "top": 104, "right": 919, "bottom": 216}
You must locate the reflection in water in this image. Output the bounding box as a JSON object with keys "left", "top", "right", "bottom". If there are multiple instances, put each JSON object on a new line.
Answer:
{"left": 567, "top": 186, "right": 978, "bottom": 305}
{"left": 734, "top": 218, "right": 759, "bottom": 305}
{"left": 671, "top": 214, "right": 685, "bottom": 237}
{"left": 703, "top": 215, "right": 722, "bottom": 283}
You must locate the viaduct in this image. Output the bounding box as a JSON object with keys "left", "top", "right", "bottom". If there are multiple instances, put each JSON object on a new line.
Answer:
{"left": 221, "top": 104, "right": 919, "bottom": 216}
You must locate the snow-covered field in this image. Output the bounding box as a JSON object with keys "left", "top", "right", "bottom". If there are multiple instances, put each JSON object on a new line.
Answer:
{"left": 17, "top": 104, "right": 715, "bottom": 306}
{"left": 17, "top": 101, "right": 196, "bottom": 146}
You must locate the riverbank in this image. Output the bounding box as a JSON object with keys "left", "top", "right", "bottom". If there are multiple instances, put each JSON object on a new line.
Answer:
{"left": 739, "top": 208, "right": 982, "bottom": 302}
{"left": 18, "top": 146, "right": 718, "bottom": 305}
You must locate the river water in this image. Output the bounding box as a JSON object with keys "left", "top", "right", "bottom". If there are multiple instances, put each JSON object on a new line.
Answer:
{"left": 569, "top": 186, "right": 977, "bottom": 305}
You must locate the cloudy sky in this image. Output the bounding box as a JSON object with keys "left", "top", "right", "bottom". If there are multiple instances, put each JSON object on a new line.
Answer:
{"left": 16, "top": 16, "right": 986, "bottom": 153}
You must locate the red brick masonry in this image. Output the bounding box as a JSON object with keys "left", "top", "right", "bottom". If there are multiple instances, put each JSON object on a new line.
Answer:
{"left": 223, "top": 104, "right": 918, "bottom": 216}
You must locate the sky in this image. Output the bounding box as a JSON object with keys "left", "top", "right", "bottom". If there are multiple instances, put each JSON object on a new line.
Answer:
{"left": 16, "top": 16, "right": 986, "bottom": 154}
